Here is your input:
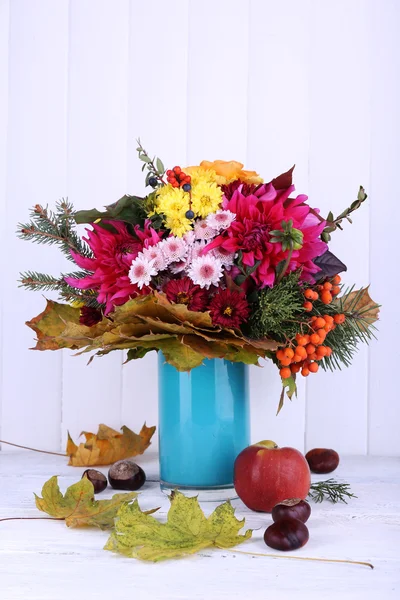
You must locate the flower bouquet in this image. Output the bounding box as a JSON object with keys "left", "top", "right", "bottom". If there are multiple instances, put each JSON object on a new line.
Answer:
{"left": 19, "top": 142, "right": 379, "bottom": 496}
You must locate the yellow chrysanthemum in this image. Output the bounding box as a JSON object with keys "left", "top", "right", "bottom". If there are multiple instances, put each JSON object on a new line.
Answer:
{"left": 164, "top": 214, "right": 193, "bottom": 237}
{"left": 191, "top": 180, "right": 223, "bottom": 219}
{"left": 185, "top": 167, "right": 217, "bottom": 186}
{"left": 154, "top": 185, "right": 192, "bottom": 237}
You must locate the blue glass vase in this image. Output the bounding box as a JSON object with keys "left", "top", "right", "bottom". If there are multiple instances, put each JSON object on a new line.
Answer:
{"left": 158, "top": 353, "right": 250, "bottom": 501}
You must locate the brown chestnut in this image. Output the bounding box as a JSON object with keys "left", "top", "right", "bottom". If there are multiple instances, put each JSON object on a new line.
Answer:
{"left": 305, "top": 448, "right": 340, "bottom": 474}
{"left": 264, "top": 518, "right": 309, "bottom": 551}
{"left": 81, "top": 469, "right": 107, "bottom": 494}
{"left": 272, "top": 498, "right": 311, "bottom": 523}
{"left": 108, "top": 460, "right": 146, "bottom": 491}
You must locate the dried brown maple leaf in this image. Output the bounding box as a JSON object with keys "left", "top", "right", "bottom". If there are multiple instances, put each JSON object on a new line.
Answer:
{"left": 66, "top": 423, "right": 156, "bottom": 467}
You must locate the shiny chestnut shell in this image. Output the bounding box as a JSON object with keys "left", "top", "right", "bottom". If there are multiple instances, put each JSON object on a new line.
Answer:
{"left": 108, "top": 460, "right": 146, "bottom": 491}
{"left": 264, "top": 518, "right": 309, "bottom": 551}
{"left": 272, "top": 498, "right": 311, "bottom": 523}
{"left": 305, "top": 448, "right": 340, "bottom": 474}
{"left": 81, "top": 469, "right": 107, "bottom": 494}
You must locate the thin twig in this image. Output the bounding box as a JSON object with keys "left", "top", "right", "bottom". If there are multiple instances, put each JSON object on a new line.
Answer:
{"left": 0, "top": 517, "right": 63, "bottom": 523}
{"left": 225, "top": 548, "right": 374, "bottom": 569}
{"left": 0, "top": 439, "right": 66, "bottom": 457}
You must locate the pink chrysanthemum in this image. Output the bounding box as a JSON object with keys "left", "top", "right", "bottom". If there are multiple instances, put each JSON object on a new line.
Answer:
{"left": 161, "top": 236, "right": 188, "bottom": 264}
{"left": 206, "top": 210, "right": 236, "bottom": 231}
{"left": 163, "top": 276, "right": 209, "bottom": 312}
{"left": 129, "top": 256, "right": 157, "bottom": 289}
{"left": 65, "top": 220, "right": 162, "bottom": 314}
{"left": 188, "top": 255, "right": 223, "bottom": 289}
{"left": 205, "top": 183, "right": 327, "bottom": 287}
{"left": 209, "top": 288, "right": 250, "bottom": 329}
{"left": 194, "top": 219, "right": 218, "bottom": 240}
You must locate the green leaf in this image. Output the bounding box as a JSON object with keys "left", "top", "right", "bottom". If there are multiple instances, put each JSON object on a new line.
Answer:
{"left": 104, "top": 490, "right": 252, "bottom": 562}
{"left": 74, "top": 195, "right": 146, "bottom": 227}
{"left": 35, "top": 476, "right": 137, "bottom": 529}
{"left": 277, "top": 375, "right": 297, "bottom": 415}
{"left": 156, "top": 157, "right": 164, "bottom": 174}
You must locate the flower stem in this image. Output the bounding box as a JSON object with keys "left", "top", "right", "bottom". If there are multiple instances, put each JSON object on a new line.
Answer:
{"left": 0, "top": 439, "right": 66, "bottom": 457}
{"left": 225, "top": 548, "right": 373, "bottom": 569}
{"left": 275, "top": 245, "right": 294, "bottom": 286}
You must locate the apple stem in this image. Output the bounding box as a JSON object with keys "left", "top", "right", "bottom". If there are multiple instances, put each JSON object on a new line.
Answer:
{"left": 224, "top": 549, "right": 374, "bottom": 569}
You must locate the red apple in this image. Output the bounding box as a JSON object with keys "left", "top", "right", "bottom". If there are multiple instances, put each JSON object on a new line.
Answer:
{"left": 234, "top": 440, "right": 311, "bottom": 512}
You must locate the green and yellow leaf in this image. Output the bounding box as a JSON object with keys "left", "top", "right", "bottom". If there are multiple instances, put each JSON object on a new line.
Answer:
{"left": 104, "top": 490, "right": 252, "bottom": 562}
{"left": 35, "top": 475, "right": 137, "bottom": 529}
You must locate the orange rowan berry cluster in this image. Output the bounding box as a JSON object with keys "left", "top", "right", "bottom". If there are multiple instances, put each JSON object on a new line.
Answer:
{"left": 276, "top": 309, "right": 346, "bottom": 379}
{"left": 302, "top": 274, "right": 341, "bottom": 310}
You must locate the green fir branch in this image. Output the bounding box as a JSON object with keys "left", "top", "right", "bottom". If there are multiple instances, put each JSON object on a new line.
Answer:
{"left": 18, "top": 199, "right": 92, "bottom": 262}
{"left": 309, "top": 479, "right": 357, "bottom": 504}
{"left": 19, "top": 270, "right": 103, "bottom": 310}
{"left": 246, "top": 271, "right": 305, "bottom": 342}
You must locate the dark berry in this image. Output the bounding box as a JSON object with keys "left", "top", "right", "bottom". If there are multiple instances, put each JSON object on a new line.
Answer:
{"left": 185, "top": 210, "right": 195, "bottom": 220}
{"left": 82, "top": 469, "right": 107, "bottom": 494}
{"left": 182, "top": 183, "right": 191, "bottom": 192}
{"left": 148, "top": 177, "right": 158, "bottom": 188}
{"left": 108, "top": 460, "right": 146, "bottom": 491}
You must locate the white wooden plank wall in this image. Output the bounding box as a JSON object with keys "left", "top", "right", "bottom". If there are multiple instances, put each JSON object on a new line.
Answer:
{"left": 0, "top": 0, "right": 399, "bottom": 456}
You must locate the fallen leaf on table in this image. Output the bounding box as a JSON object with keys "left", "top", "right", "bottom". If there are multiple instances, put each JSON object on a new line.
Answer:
{"left": 66, "top": 423, "right": 156, "bottom": 466}
{"left": 105, "top": 489, "right": 252, "bottom": 562}
{"left": 35, "top": 475, "right": 137, "bottom": 529}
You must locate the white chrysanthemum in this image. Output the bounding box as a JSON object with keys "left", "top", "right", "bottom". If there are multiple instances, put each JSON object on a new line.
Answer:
{"left": 160, "top": 236, "right": 188, "bottom": 265}
{"left": 188, "top": 255, "right": 223, "bottom": 289}
{"left": 206, "top": 209, "right": 236, "bottom": 231}
{"left": 211, "top": 246, "right": 236, "bottom": 266}
{"left": 141, "top": 245, "right": 166, "bottom": 272}
{"left": 129, "top": 256, "right": 157, "bottom": 289}
{"left": 194, "top": 219, "right": 218, "bottom": 240}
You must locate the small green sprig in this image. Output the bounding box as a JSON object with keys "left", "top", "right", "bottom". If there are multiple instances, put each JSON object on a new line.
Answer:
{"left": 309, "top": 479, "right": 357, "bottom": 504}
{"left": 136, "top": 139, "right": 166, "bottom": 188}
{"left": 321, "top": 186, "right": 367, "bottom": 242}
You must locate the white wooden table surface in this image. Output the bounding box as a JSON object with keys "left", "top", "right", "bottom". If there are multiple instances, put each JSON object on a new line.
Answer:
{"left": 0, "top": 451, "right": 399, "bottom": 600}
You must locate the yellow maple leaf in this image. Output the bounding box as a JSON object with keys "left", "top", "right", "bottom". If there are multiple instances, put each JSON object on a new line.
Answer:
{"left": 66, "top": 423, "right": 156, "bottom": 467}
{"left": 35, "top": 475, "right": 137, "bottom": 529}
{"left": 104, "top": 490, "right": 252, "bottom": 562}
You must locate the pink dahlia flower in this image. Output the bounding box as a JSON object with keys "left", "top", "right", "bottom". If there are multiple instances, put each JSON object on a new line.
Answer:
{"left": 205, "top": 183, "right": 327, "bottom": 287}
{"left": 65, "top": 220, "right": 163, "bottom": 313}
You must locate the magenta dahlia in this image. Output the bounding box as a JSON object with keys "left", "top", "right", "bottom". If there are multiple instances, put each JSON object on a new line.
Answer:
{"left": 205, "top": 183, "right": 327, "bottom": 287}
{"left": 65, "top": 220, "right": 163, "bottom": 314}
{"left": 163, "top": 276, "right": 209, "bottom": 311}
{"left": 209, "top": 288, "right": 250, "bottom": 329}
